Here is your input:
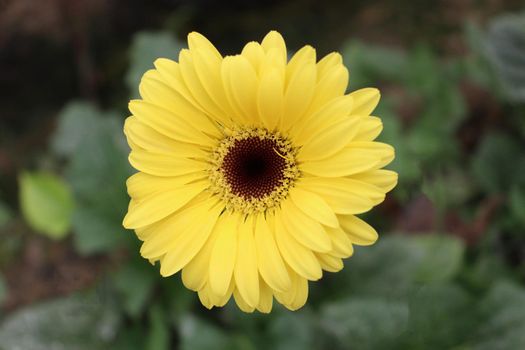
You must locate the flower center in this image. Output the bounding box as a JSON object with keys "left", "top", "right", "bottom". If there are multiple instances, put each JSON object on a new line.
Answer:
{"left": 222, "top": 137, "right": 287, "bottom": 199}
{"left": 209, "top": 128, "right": 299, "bottom": 214}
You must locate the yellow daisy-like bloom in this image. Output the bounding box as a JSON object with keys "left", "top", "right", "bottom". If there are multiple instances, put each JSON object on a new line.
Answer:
{"left": 123, "top": 31, "right": 397, "bottom": 313}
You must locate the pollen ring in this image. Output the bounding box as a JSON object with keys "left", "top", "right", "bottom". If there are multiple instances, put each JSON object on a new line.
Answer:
{"left": 208, "top": 128, "right": 299, "bottom": 214}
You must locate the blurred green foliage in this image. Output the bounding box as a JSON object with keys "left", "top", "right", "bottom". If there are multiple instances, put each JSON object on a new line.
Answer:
{"left": 1, "top": 9, "right": 525, "bottom": 350}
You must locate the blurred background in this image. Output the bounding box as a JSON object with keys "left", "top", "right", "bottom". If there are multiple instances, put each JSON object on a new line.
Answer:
{"left": 1, "top": 0, "right": 525, "bottom": 349}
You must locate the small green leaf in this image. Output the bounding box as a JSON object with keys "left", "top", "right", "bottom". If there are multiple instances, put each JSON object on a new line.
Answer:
{"left": 19, "top": 172, "right": 74, "bottom": 239}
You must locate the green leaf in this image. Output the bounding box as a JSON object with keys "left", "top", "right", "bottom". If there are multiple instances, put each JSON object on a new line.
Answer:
{"left": 471, "top": 281, "right": 525, "bottom": 349}
{"left": 471, "top": 133, "right": 525, "bottom": 194}
{"left": 412, "top": 235, "right": 465, "bottom": 283}
{"left": 422, "top": 170, "right": 474, "bottom": 212}
{"left": 51, "top": 101, "right": 112, "bottom": 158}
{"left": 126, "top": 31, "right": 184, "bottom": 97}
{"left": 375, "top": 99, "right": 421, "bottom": 191}
{"left": 179, "top": 315, "right": 232, "bottom": 350}
{"left": 19, "top": 171, "right": 74, "bottom": 239}
{"left": 338, "top": 235, "right": 464, "bottom": 299}
{"left": 486, "top": 13, "right": 525, "bottom": 103}
{"left": 341, "top": 40, "right": 407, "bottom": 88}
{"left": 401, "top": 285, "right": 475, "bottom": 349}
{"left": 320, "top": 298, "right": 409, "bottom": 350}
{"left": 462, "top": 21, "right": 499, "bottom": 90}
{"left": 113, "top": 258, "right": 156, "bottom": 318}
{"left": 268, "top": 310, "right": 318, "bottom": 350}
{"left": 0, "top": 293, "right": 119, "bottom": 350}
{"left": 146, "top": 304, "right": 170, "bottom": 350}
{"left": 56, "top": 102, "right": 133, "bottom": 254}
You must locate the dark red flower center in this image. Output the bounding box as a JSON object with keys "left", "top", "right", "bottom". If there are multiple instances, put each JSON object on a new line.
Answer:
{"left": 222, "top": 137, "right": 287, "bottom": 199}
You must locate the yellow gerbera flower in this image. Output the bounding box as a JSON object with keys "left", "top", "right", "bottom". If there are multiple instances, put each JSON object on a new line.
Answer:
{"left": 123, "top": 31, "right": 397, "bottom": 313}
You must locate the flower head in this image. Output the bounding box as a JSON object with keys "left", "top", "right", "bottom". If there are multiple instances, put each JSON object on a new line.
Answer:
{"left": 123, "top": 31, "right": 397, "bottom": 312}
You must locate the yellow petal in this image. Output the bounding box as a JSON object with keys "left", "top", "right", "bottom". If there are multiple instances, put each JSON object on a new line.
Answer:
{"left": 354, "top": 116, "right": 383, "bottom": 142}
{"left": 292, "top": 94, "right": 354, "bottom": 145}
{"left": 274, "top": 215, "right": 323, "bottom": 281}
{"left": 241, "top": 41, "right": 265, "bottom": 73}
{"left": 160, "top": 202, "right": 221, "bottom": 277}
{"left": 209, "top": 279, "right": 235, "bottom": 307}
{"left": 138, "top": 197, "right": 210, "bottom": 258}
{"left": 123, "top": 182, "right": 206, "bottom": 229}
{"left": 346, "top": 141, "right": 395, "bottom": 168}
{"left": 260, "top": 47, "right": 286, "bottom": 75}
{"left": 233, "top": 288, "right": 255, "bottom": 313}
{"left": 178, "top": 49, "right": 229, "bottom": 121}
{"left": 126, "top": 172, "right": 205, "bottom": 199}
{"left": 316, "top": 253, "right": 344, "bottom": 272}
{"left": 308, "top": 64, "right": 349, "bottom": 113}
{"left": 324, "top": 226, "right": 354, "bottom": 258}
{"left": 197, "top": 284, "right": 214, "bottom": 310}
{"left": 286, "top": 45, "right": 316, "bottom": 89}
{"left": 289, "top": 275, "right": 308, "bottom": 310}
{"left": 124, "top": 117, "right": 209, "bottom": 158}
{"left": 256, "top": 279, "right": 273, "bottom": 313}
{"left": 129, "top": 100, "right": 212, "bottom": 146}
{"left": 153, "top": 59, "right": 201, "bottom": 110}
{"left": 300, "top": 148, "right": 381, "bottom": 178}
{"left": 254, "top": 214, "right": 291, "bottom": 292}
{"left": 209, "top": 212, "right": 240, "bottom": 297}
{"left": 351, "top": 169, "right": 398, "bottom": 193}
{"left": 257, "top": 67, "right": 284, "bottom": 130}
{"left": 220, "top": 57, "right": 249, "bottom": 124}
{"left": 129, "top": 150, "right": 207, "bottom": 177}
{"left": 187, "top": 31, "right": 222, "bottom": 59}
{"left": 289, "top": 187, "right": 339, "bottom": 228}
{"left": 190, "top": 48, "right": 235, "bottom": 127}
{"left": 182, "top": 205, "right": 224, "bottom": 291}
{"left": 274, "top": 269, "right": 309, "bottom": 311}
{"left": 317, "top": 52, "right": 342, "bottom": 79}
{"left": 280, "top": 198, "right": 332, "bottom": 252}
{"left": 261, "top": 31, "right": 287, "bottom": 64}
{"left": 198, "top": 280, "right": 234, "bottom": 308}
{"left": 297, "top": 116, "right": 359, "bottom": 162}
{"left": 234, "top": 217, "right": 260, "bottom": 308}
{"left": 349, "top": 88, "right": 380, "bottom": 116}
{"left": 338, "top": 215, "right": 378, "bottom": 246}
{"left": 281, "top": 62, "right": 317, "bottom": 131}
{"left": 138, "top": 73, "right": 222, "bottom": 138}
{"left": 224, "top": 55, "right": 259, "bottom": 125}
{"left": 297, "top": 177, "right": 384, "bottom": 214}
